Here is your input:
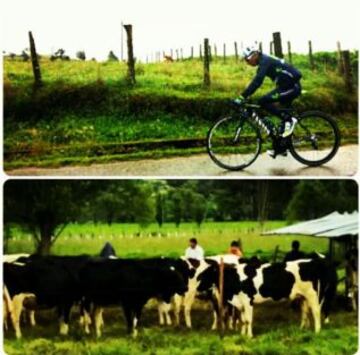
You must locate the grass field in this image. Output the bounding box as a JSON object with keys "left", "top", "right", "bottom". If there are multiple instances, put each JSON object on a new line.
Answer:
{"left": 3, "top": 222, "right": 357, "bottom": 354}
{"left": 4, "top": 53, "right": 358, "bottom": 169}
{"left": 5, "top": 221, "right": 329, "bottom": 259}
{"left": 4, "top": 303, "right": 358, "bottom": 355}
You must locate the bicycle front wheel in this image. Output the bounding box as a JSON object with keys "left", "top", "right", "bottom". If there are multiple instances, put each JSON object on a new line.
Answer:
{"left": 289, "top": 111, "right": 340, "bottom": 166}
{"left": 207, "top": 116, "right": 262, "bottom": 171}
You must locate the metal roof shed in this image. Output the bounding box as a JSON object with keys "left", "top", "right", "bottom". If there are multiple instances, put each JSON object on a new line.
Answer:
{"left": 263, "top": 211, "right": 358, "bottom": 261}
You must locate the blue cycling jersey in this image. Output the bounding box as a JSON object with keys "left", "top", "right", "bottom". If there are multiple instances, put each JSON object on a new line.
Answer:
{"left": 242, "top": 54, "right": 302, "bottom": 98}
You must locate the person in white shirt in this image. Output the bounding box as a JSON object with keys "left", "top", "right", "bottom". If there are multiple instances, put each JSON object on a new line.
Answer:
{"left": 184, "top": 238, "right": 204, "bottom": 260}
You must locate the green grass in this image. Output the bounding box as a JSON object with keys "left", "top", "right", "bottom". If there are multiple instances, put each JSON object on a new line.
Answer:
{"left": 4, "top": 53, "right": 358, "bottom": 168}
{"left": 5, "top": 221, "right": 330, "bottom": 258}
{"left": 3, "top": 298, "right": 357, "bottom": 354}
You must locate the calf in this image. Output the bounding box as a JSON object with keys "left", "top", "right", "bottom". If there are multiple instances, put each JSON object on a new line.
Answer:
{"left": 198, "top": 257, "right": 337, "bottom": 337}
{"left": 79, "top": 258, "right": 187, "bottom": 337}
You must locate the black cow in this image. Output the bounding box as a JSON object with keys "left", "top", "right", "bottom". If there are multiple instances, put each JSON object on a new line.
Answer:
{"left": 4, "top": 255, "right": 91, "bottom": 337}
{"left": 79, "top": 258, "right": 188, "bottom": 337}
{"left": 198, "top": 257, "right": 337, "bottom": 337}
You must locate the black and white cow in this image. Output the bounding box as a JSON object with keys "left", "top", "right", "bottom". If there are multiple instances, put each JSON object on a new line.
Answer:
{"left": 79, "top": 258, "right": 188, "bottom": 337}
{"left": 3, "top": 255, "right": 91, "bottom": 338}
{"left": 198, "top": 257, "right": 337, "bottom": 337}
{"left": 170, "top": 255, "right": 241, "bottom": 329}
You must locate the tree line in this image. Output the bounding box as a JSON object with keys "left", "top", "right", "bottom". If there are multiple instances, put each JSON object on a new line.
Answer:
{"left": 4, "top": 180, "right": 357, "bottom": 255}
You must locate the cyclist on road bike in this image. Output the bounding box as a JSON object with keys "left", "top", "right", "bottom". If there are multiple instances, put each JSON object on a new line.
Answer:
{"left": 235, "top": 45, "right": 302, "bottom": 156}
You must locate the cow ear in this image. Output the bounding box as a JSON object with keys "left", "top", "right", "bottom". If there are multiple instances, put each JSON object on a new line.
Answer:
{"left": 188, "top": 258, "right": 200, "bottom": 269}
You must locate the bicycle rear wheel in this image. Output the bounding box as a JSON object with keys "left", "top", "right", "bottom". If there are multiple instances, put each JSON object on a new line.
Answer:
{"left": 289, "top": 111, "right": 340, "bottom": 166}
{"left": 207, "top": 116, "right": 262, "bottom": 171}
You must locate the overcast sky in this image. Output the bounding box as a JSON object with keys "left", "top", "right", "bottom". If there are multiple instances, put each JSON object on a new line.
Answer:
{"left": 2, "top": 0, "right": 359, "bottom": 61}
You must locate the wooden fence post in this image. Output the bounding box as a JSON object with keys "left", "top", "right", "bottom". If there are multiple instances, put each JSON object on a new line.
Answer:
{"left": 191, "top": 46, "right": 194, "bottom": 59}
{"left": 337, "top": 41, "right": 344, "bottom": 74}
{"left": 199, "top": 44, "right": 202, "bottom": 59}
{"left": 203, "top": 38, "right": 210, "bottom": 87}
{"left": 272, "top": 32, "right": 283, "bottom": 58}
{"left": 123, "top": 24, "right": 136, "bottom": 85}
{"left": 272, "top": 245, "right": 280, "bottom": 263}
{"left": 170, "top": 48, "right": 174, "bottom": 58}
{"left": 180, "top": 48, "right": 183, "bottom": 60}
{"left": 218, "top": 258, "right": 225, "bottom": 338}
{"left": 234, "top": 41, "right": 239, "bottom": 61}
{"left": 223, "top": 43, "right": 226, "bottom": 62}
{"left": 28, "top": 31, "right": 42, "bottom": 88}
{"left": 308, "top": 40, "right": 315, "bottom": 70}
{"left": 270, "top": 41, "right": 274, "bottom": 55}
{"left": 342, "top": 50, "right": 353, "bottom": 93}
{"left": 287, "top": 41, "right": 292, "bottom": 63}
{"left": 259, "top": 42, "right": 263, "bottom": 52}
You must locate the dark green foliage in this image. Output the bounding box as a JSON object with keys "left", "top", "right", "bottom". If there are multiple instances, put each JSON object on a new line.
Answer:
{"left": 108, "top": 50, "right": 119, "bottom": 61}
{"left": 285, "top": 180, "right": 358, "bottom": 221}
{"left": 76, "top": 50, "right": 86, "bottom": 61}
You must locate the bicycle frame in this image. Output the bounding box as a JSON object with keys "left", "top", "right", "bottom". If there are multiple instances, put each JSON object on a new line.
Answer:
{"left": 237, "top": 103, "right": 274, "bottom": 137}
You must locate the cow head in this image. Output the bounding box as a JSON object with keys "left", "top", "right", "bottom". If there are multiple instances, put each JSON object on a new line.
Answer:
{"left": 159, "top": 267, "right": 188, "bottom": 302}
{"left": 197, "top": 259, "right": 218, "bottom": 293}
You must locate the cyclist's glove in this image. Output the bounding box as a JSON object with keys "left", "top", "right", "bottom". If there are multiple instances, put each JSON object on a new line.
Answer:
{"left": 233, "top": 95, "right": 246, "bottom": 105}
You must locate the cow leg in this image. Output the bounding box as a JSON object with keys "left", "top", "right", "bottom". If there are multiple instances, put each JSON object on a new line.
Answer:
{"left": 59, "top": 304, "right": 71, "bottom": 335}
{"left": 240, "top": 310, "right": 246, "bottom": 336}
{"left": 211, "top": 311, "right": 218, "bottom": 330}
{"left": 244, "top": 304, "right": 253, "bottom": 338}
{"left": 123, "top": 306, "right": 135, "bottom": 336}
{"left": 227, "top": 306, "right": 235, "bottom": 330}
{"left": 163, "top": 302, "right": 172, "bottom": 325}
{"left": 300, "top": 300, "right": 310, "bottom": 329}
{"left": 173, "top": 294, "right": 182, "bottom": 326}
{"left": 132, "top": 306, "right": 144, "bottom": 338}
{"left": 306, "top": 292, "right": 321, "bottom": 333}
{"left": 158, "top": 302, "right": 165, "bottom": 325}
{"left": 184, "top": 291, "right": 196, "bottom": 328}
{"left": 29, "top": 310, "right": 36, "bottom": 327}
{"left": 12, "top": 294, "right": 25, "bottom": 339}
{"left": 158, "top": 301, "right": 172, "bottom": 326}
{"left": 210, "top": 295, "right": 220, "bottom": 330}
{"left": 93, "top": 306, "right": 104, "bottom": 338}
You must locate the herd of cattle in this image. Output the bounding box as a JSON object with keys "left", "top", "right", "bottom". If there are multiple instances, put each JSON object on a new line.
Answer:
{"left": 3, "top": 252, "right": 340, "bottom": 339}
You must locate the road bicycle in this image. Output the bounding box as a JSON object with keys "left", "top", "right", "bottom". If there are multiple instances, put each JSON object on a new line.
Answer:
{"left": 206, "top": 101, "right": 341, "bottom": 171}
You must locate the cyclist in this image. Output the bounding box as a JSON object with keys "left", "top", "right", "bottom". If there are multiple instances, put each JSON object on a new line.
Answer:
{"left": 235, "top": 45, "right": 302, "bottom": 156}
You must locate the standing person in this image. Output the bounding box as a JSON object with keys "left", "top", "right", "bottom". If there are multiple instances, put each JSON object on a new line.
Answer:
{"left": 228, "top": 240, "right": 243, "bottom": 258}
{"left": 284, "top": 240, "right": 305, "bottom": 261}
{"left": 184, "top": 238, "right": 204, "bottom": 260}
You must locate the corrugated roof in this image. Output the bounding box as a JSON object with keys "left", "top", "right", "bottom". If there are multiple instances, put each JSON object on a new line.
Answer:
{"left": 263, "top": 211, "right": 358, "bottom": 238}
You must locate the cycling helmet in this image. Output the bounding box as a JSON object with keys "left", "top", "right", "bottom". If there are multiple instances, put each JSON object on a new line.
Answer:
{"left": 242, "top": 45, "right": 258, "bottom": 59}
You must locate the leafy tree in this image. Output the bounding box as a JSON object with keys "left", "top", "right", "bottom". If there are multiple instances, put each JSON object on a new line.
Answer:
{"left": 76, "top": 50, "right": 86, "bottom": 61}
{"left": 4, "top": 180, "right": 97, "bottom": 255}
{"left": 285, "top": 180, "right": 358, "bottom": 221}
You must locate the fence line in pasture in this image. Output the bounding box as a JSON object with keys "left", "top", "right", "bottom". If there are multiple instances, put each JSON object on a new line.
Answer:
{"left": 20, "top": 27, "right": 356, "bottom": 93}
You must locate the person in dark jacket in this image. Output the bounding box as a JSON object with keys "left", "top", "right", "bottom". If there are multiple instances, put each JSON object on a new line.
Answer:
{"left": 284, "top": 240, "right": 305, "bottom": 262}
{"left": 99, "top": 242, "right": 117, "bottom": 259}
{"left": 235, "top": 45, "right": 302, "bottom": 156}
